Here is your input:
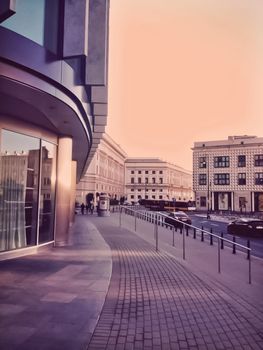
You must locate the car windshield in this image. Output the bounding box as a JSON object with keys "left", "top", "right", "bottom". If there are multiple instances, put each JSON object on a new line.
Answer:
{"left": 172, "top": 212, "right": 188, "bottom": 218}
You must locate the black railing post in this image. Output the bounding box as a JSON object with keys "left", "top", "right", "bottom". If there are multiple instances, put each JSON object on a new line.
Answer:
{"left": 220, "top": 232, "right": 224, "bottom": 249}
{"left": 247, "top": 240, "right": 250, "bottom": 260}
{"left": 210, "top": 228, "right": 213, "bottom": 245}
{"left": 201, "top": 226, "right": 204, "bottom": 241}
{"left": 193, "top": 228, "right": 196, "bottom": 239}
{"left": 232, "top": 236, "right": 236, "bottom": 254}
{"left": 186, "top": 226, "right": 189, "bottom": 236}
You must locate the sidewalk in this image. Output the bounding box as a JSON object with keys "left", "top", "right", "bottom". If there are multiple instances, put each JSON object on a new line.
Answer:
{"left": 0, "top": 213, "right": 263, "bottom": 349}
{"left": 87, "top": 214, "right": 263, "bottom": 349}
{"left": 0, "top": 217, "right": 111, "bottom": 350}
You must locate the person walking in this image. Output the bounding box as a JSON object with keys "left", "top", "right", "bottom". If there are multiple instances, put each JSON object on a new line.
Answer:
{"left": 81, "top": 203, "right": 85, "bottom": 215}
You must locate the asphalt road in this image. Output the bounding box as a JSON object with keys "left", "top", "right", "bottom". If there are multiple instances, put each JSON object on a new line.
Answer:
{"left": 189, "top": 214, "right": 263, "bottom": 259}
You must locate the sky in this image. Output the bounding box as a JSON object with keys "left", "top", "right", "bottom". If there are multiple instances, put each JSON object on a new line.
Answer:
{"left": 106, "top": 0, "right": 263, "bottom": 171}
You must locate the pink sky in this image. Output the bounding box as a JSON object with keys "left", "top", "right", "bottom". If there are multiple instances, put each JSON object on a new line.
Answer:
{"left": 106, "top": 0, "right": 263, "bottom": 170}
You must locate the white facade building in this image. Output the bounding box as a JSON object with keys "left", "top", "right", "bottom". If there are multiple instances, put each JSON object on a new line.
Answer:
{"left": 76, "top": 134, "right": 127, "bottom": 205}
{"left": 192, "top": 135, "right": 263, "bottom": 212}
{"left": 125, "top": 158, "right": 193, "bottom": 203}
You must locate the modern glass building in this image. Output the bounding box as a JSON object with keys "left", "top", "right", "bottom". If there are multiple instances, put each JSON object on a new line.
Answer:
{"left": 0, "top": 0, "right": 109, "bottom": 259}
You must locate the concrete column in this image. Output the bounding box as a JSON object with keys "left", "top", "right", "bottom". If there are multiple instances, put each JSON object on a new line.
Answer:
{"left": 251, "top": 192, "right": 255, "bottom": 212}
{"left": 70, "top": 160, "right": 77, "bottom": 225}
{"left": 231, "top": 192, "right": 234, "bottom": 211}
{"left": 55, "top": 137, "right": 72, "bottom": 246}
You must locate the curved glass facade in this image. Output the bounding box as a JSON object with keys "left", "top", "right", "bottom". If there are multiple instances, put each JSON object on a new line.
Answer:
{"left": 0, "top": 129, "right": 57, "bottom": 252}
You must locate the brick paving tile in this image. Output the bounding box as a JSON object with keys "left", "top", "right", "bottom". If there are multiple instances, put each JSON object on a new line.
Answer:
{"left": 87, "top": 223, "right": 263, "bottom": 350}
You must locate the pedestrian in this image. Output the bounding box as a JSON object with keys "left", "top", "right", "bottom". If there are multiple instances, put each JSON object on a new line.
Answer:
{"left": 81, "top": 203, "right": 85, "bottom": 215}
{"left": 90, "top": 202, "right": 94, "bottom": 215}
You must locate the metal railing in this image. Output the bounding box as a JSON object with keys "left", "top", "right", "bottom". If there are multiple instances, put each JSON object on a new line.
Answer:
{"left": 118, "top": 206, "right": 252, "bottom": 284}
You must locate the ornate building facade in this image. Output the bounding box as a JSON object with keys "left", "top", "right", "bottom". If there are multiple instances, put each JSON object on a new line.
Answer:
{"left": 125, "top": 158, "right": 193, "bottom": 204}
{"left": 192, "top": 136, "right": 263, "bottom": 212}
{"left": 76, "top": 134, "right": 127, "bottom": 205}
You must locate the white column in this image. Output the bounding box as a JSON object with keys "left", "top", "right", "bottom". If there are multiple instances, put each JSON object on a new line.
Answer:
{"left": 54, "top": 137, "right": 72, "bottom": 246}
{"left": 251, "top": 192, "right": 255, "bottom": 212}
{"left": 231, "top": 192, "right": 234, "bottom": 211}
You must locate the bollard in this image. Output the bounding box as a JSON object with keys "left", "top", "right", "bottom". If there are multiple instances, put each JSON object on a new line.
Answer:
{"left": 186, "top": 226, "right": 189, "bottom": 236}
{"left": 172, "top": 226, "right": 175, "bottom": 247}
{"left": 180, "top": 226, "right": 183, "bottom": 234}
{"left": 201, "top": 226, "right": 204, "bottom": 242}
{"left": 193, "top": 228, "right": 196, "bottom": 239}
{"left": 119, "top": 207, "right": 122, "bottom": 227}
{"left": 220, "top": 232, "right": 224, "bottom": 249}
{"left": 210, "top": 227, "right": 213, "bottom": 245}
{"left": 247, "top": 240, "right": 250, "bottom": 260}
{"left": 232, "top": 236, "right": 236, "bottom": 254}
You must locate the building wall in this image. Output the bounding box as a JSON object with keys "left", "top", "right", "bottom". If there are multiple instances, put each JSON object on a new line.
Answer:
{"left": 76, "top": 134, "right": 127, "bottom": 205}
{"left": 193, "top": 136, "right": 263, "bottom": 212}
{"left": 125, "top": 158, "right": 193, "bottom": 203}
{"left": 0, "top": 0, "right": 109, "bottom": 258}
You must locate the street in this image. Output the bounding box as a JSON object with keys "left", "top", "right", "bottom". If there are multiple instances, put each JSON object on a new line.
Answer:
{"left": 189, "top": 213, "right": 263, "bottom": 259}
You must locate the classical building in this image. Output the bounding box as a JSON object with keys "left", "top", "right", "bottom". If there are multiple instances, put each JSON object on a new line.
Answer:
{"left": 0, "top": 0, "right": 109, "bottom": 259}
{"left": 192, "top": 135, "right": 263, "bottom": 212}
{"left": 125, "top": 158, "right": 193, "bottom": 203}
{"left": 76, "top": 133, "right": 127, "bottom": 205}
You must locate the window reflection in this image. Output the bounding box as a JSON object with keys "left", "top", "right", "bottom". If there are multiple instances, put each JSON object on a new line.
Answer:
{"left": 0, "top": 130, "right": 39, "bottom": 251}
{"left": 39, "top": 141, "right": 56, "bottom": 243}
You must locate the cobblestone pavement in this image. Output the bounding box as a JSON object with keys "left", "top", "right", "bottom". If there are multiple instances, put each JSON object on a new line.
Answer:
{"left": 87, "top": 219, "right": 263, "bottom": 350}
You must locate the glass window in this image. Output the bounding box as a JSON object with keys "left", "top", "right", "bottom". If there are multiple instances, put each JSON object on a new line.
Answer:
{"left": 255, "top": 155, "right": 263, "bottom": 167}
{"left": 238, "top": 155, "right": 246, "bottom": 167}
{"left": 198, "top": 174, "right": 207, "bottom": 185}
{"left": 1, "top": 0, "right": 60, "bottom": 53}
{"left": 159, "top": 178, "right": 163, "bottom": 184}
{"left": 238, "top": 173, "right": 246, "bottom": 185}
{"left": 131, "top": 170, "right": 134, "bottom": 174}
{"left": 214, "top": 156, "right": 229, "bottom": 168}
{"left": 0, "top": 130, "right": 40, "bottom": 252}
{"left": 159, "top": 195, "right": 163, "bottom": 199}
{"left": 145, "top": 177, "right": 148, "bottom": 184}
{"left": 159, "top": 171, "right": 163, "bottom": 174}
{"left": 214, "top": 173, "right": 230, "bottom": 185}
{"left": 145, "top": 170, "right": 148, "bottom": 174}
{"left": 152, "top": 177, "right": 156, "bottom": 184}
{"left": 138, "top": 177, "right": 141, "bottom": 184}
{"left": 199, "top": 157, "right": 207, "bottom": 168}
{"left": 255, "top": 173, "right": 263, "bottom": 185}
{"left": 152, "top": 170, "right": 156, "bottom": 174}
{"left": 200, "top": 197, "right": 207, "bottom": 207}
{"left": 138, "top": 170, "right": 141, "bottom": 174}
{"left": 39, "top": 141, "right": 56, "bottom": 244}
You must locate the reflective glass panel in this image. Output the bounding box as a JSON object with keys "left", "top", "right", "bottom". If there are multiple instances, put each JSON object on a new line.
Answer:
{"left": 0, "top": 130, "right": 40, "bottom": 251}
{"left": 38, "top": 141, "right": 56, "bottom": 243}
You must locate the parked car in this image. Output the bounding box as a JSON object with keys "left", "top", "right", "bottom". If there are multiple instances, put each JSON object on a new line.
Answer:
{"left": 164, "top": 211, "right": 192, "bottom": 228}
{"left": 227, "top": 218, "right": 263, "bottom": 236}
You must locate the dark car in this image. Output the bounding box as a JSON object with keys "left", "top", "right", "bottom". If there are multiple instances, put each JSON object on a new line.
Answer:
{"left": 164, "top": 211, "right": 192, "bottom": 228}
{"left": 227, "top": 218, "right": 263, "bottom": 236}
